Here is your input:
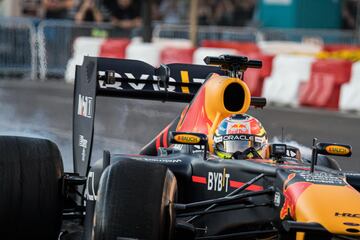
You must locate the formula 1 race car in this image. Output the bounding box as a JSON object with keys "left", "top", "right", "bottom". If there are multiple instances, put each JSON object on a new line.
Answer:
{"left": 2, "top": 55, "right": 360, "bottom": 240}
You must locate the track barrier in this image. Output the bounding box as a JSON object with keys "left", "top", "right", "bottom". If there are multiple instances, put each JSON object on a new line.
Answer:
{"left": 160, "top": 47, "right": 195, "bottom": 64}
{"left": 300, "top": 59, "right": 352, "bottom": 109}
{"left": 125, "top": 41, "right": 163, "bottom": 66}
{"left": 262, "top": 55, "right": 314, "bottom": 106}
{"left": 99, "top": 38, "right": 130, "bottom": 59}
{"left": 200, "top": 40, "right": 260, "bottom": 54}
{"left": 340, "top": 62, "right": 360, "bottom": 112}
{"left": 244, "top": 53, "right": 274, "bottom": 97}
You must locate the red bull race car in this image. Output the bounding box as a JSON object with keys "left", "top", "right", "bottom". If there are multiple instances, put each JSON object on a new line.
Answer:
{"left": 1, "top": 55, "right": 360, "bottom": 240}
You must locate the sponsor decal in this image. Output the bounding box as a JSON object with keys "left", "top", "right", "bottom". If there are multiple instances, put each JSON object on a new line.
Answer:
{"left": 297, "top": 171, "right": 345, "bottom": 186}
{"left": 335, "top": 213, "right": 360, "bottom": 218}
{"left": 79, "top": 135, "right": 88, "bottom": 162}
{"left": 99, "top": 80, "right": 122, "bottom": 89}
{"left": 228, "top": 123, "right": 249, "bottom": 134}
{"left": 213, "top": 136, "right": 222, "bottom": 143}
{"left": 274, "top": 192, "right": 281, "bottom": 207}
{"left": 214, "top": 134, "right": 252, "bottom": 142}
{"left": 174, "top": 134, "right": 201, "bottom": 144}
{"left": 172, "top": 144, "right": 183, "bottom": 150}
{"left": 84, "top": 171, "right": 97, "bottom": 201}
{"left": 146, "top": 158, "right": 182, "bottom": 163}
{"left": 325, "top": 145, "right": 350, "bottom": 156}
{"left": 192, "top": 173, "right": 263, "bottom": 192}
{"left": 192, "top": 145, "right": 205, "bottom": 153}
{"left": 345, "top": 172, "right": 360, "bottom": 177}
{"left": 208, "top": 168, "right": 230, "bottom": 192}
{"left": 98, "top": 71, "right": 205, "bottom": 93}
{"left": 77, "top": 94, "right": 93, "bottom": 118}
{"left": 130, "top": 157, "right": 182, "bottom": 163}
{"left": 255, "top": 136, "right": 264, "bottom": 143}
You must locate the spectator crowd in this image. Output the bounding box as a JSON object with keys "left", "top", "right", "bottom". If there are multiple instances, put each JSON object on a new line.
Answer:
{"left": 18, "top": 0, "right": 360, "bottom": 31}
{"left": 21, "top": 0, "right": 257, "bottom": 28}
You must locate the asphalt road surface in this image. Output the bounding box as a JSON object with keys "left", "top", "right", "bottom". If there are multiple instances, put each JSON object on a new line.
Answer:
{"left": 0, "top": 80, "right": 359, "bottom": 171}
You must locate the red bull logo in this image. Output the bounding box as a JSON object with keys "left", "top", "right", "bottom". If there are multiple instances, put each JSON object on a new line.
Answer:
{"left": 280, "top": 174, "right": 312, "bottom": 220}
{"left": 228, "top": 123, "right": 249, "bottom": 134}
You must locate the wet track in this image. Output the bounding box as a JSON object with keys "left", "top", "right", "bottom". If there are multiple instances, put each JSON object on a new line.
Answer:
{"left": 1, "top": 80, "right": 359, "bottom": 171}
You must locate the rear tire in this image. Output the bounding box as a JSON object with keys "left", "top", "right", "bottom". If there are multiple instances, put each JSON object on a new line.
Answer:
{"left": 93, "top": 159, "right": 177, "bottom": 240}
{"left": 0, "top": 136, "right": 64, "bottom": 239}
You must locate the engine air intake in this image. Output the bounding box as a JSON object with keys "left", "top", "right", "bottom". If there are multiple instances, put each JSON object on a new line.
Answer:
{"left": 224, "top": 82, "right": 245, "bottom": 112}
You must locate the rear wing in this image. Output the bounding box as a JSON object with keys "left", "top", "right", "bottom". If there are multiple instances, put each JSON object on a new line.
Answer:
{"left": 73, "top": 56, "right": 265, "bottom": 177}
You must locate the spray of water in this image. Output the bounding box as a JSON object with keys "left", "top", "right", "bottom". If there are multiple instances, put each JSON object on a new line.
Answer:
{"left": 0, "top": 103, "right": 142, "bottom": 172}
{"left": 271, "top": 136, "right": 312, "bottom": 160}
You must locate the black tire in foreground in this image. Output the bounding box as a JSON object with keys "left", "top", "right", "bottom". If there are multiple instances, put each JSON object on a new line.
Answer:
{"left": 93, "top": 159, "right": 178, "bottom": 240}
{"left": 0, "top": 136, "right": 64, "bottom": 239}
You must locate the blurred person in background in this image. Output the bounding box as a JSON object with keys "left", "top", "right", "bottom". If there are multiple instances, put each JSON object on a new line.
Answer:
{"left": 22, "top": 0, "right": 42, "bottom": 17}
{"left": 233, "top": 0, "right": 256, "bottom": 26}
{"left": 197, "top": 0, "right": 257, "bottom": 27}
{"left": 197, "top": 0, "right": 213, "bottom": 25}
{"left": 105, "top": 0, "right": 141, "bottom": 29}
{"left": 42, "top": 0, "right": 74, "bottom": 19}
{"left": 158, "top": 0, "right": 180, "bottom": 24}
{"left": 342, "top": 0, "right": 358, "bottom": 30}
{"left": 75, "top": 0, "right": 103, "bottom": 23}
{"left": 213, "top": 0, "right": 235, "bottom": 26}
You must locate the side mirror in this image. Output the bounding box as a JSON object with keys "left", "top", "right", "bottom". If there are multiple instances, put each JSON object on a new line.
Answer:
{"left": 316, "top": 142, "right": 352, "bottom": 157}
{"left": 169, "top": 132, "right": 208, "bottom": 159}
{"left": 310, "top": 140, "right": 352, "bottom": 173}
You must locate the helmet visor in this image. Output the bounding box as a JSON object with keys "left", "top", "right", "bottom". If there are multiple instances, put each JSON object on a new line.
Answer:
{"left": 224, "top": 140, "right": 251, "bottom": 153}
{"left": 214, "top": 134, "right": 267, "bottom": 154}
{"left": 216, "top": 140, "right": 251, "bottom": 154}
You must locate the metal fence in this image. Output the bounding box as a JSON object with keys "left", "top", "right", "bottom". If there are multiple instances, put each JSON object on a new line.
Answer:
{"left": 0, "top": 17, "right": 37, "bottom": 80}
{"left": 153, "top": 24, "right": 360, "bottom": 45}
{"left": 153, "top": 24, "right": 261, "bottom": 42}
{"left": 261, "top": 28, "right": 360, "bottom": 45}
{"left": 37, "top": 20, "right": 133, "bottom": 80}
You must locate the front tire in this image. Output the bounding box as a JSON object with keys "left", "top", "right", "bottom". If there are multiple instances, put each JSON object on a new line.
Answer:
{"left": 0, "top": 136, "right": 64, "bottom": 239}
{"left": 93, "top": 159, "right": 177, "bottom": 240}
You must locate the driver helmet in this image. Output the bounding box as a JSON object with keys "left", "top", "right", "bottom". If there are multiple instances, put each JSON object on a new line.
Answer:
{"left": 213, "top": 114, "right": 268, "bottom": 159}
